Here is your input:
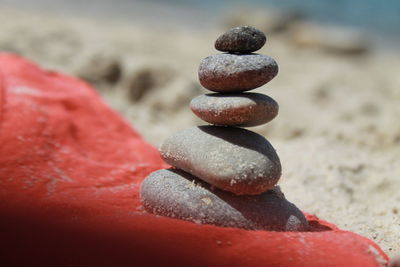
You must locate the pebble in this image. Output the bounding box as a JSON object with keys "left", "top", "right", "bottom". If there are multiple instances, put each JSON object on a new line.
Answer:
{"left": 140, "top": 168, "right": 308, "bottom": 231}
{"left": 190, "top": 93, "right": 278, "bottom": 127}
{"left": 215, "top": 26, "right": 266, "bottom": 53}
{"left": 198, "top": 53, "right": 278, "bottom": 92}
{"left": 159, "top": 126, "right": 281, "bottom": 195}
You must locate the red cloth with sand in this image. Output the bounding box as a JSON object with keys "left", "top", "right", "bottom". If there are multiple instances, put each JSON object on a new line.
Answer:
{"left": 0, "top": 53, "right": 388, "bottom": 266}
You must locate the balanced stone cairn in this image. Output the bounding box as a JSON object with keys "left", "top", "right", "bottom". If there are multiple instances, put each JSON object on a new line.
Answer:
{"left": 140, "top": 26, "right": 308, "bottom": 231}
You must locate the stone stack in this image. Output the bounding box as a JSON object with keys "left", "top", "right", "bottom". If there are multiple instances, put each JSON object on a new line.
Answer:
{"left": 140, "top": 26, "right": 308, "bottom": 231}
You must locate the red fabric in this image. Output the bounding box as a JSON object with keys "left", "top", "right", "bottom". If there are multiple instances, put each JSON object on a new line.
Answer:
{"left": 0, "top": 53, "right": 388, "bottom": 266}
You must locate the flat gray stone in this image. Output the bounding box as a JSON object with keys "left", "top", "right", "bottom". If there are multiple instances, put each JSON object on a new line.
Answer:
{"left": 140, "top": 168, "right": 308, "bottom": 231}
{"left": 215, "top": 26, "right": 266, "bottom": 53}
{"left": 190, "top": 93, "right": 279, "bottom": 127}
{"left": 198, "top": 53, "right": 278, "bottom": 93}
{"left": 159, "top": 126, "right": 281, "bottom": 195}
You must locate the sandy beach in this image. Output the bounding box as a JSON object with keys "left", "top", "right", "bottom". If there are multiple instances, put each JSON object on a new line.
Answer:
{"left": 0, "top": 2, "right": 399, "bottom": 257}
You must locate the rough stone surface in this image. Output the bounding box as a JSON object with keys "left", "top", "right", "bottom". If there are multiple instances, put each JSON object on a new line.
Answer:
{"left": 198, "top": 53, "right": 278, "bottom": 92}
{"left": 215, "top": 26, "right": 266, "bottom": 53}
{"left": 190, "top": 93, "right": 279, "bottom": 127}
{"left": 141, "top": 168, "right": 308, "bottom": 231}
{"left": 159, "top": 126, "right": 281, "bottom": 195}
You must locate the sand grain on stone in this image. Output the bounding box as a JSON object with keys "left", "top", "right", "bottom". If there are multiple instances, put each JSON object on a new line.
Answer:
{"left": 140, "top": 168, "right": 308, "bottom": 231}
{"left": 190, "top": 92, "right": 278, "bottom": 127}
{"left": 198, "top": 53, "right": 278, "bottom": 92}
{"left": 215, "top": 26, "right": 266, "bottom": 53}
{"left": 159, "top": 126, "right": 281, "bottom": 195}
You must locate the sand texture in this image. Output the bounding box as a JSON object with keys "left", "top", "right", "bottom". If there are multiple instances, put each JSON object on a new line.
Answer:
{"left": 0, "top": 6, "right": 399, "bottom": 257}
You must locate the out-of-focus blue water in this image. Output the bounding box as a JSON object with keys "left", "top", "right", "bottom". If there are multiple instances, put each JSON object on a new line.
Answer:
{"left": 174, "top": 0, "right": 400, "bottom": 36}
{"left": 0, "top": 0, "right": 399, "bottom": 37}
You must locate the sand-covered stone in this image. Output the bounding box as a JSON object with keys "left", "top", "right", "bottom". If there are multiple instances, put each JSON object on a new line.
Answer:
{"left": 215, "top": 26, "right": 266, "bottom": 53}
{"left": 159, "top": 126, "right": 281, "bottom": 195}
{"left": 140, "top": 168, "right": 308, "bottom": 231}
{"left": 190, "top": 93, "right": 279, "bottom": 127}
{"left": 198, "top": 53, "right": 278, "bottom": 92}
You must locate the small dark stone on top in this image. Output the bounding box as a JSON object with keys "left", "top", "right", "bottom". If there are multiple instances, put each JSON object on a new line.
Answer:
{"left": 215, "top": 26, "right": 266, "bottom": 53}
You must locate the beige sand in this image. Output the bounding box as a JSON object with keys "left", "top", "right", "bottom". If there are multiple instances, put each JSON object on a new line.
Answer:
{"left": 0, "top": 6, "right": 399, "bottom": 257}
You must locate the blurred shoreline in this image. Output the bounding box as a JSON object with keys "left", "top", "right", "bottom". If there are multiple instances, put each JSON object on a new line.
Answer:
{"left": 0, "top": 0, "right": 399, "bottom": 50}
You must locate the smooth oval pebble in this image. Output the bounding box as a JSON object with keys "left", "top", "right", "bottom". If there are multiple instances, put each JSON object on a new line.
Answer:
{"left": 190, "top": 93, "right": 279, "bottom": 127}
{"left": 198, "top": 53, "right": 278, "bottom": 92}
{"left": 140, "top": 169, "right": 308, "bottom": 231}
{"left": 159, "top": 126, "right": 281, "bottom": 195}
{"left": 215, "top": 26, "right": 266, "bottom": 53}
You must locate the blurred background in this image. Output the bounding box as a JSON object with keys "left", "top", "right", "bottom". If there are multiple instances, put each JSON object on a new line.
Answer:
{"left": 0, "top": 0, "right": 399, "bottom": 257}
